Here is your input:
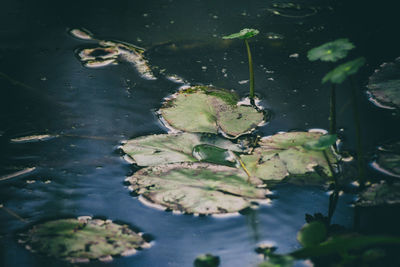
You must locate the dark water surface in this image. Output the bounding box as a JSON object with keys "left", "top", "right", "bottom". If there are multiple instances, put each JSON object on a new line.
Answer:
{"left": 1, "top": 1, "right": 399, "bottom": 266}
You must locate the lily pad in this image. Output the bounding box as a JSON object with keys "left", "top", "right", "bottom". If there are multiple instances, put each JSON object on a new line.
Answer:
{"left": 367, "top": 57, "right": 400, "bottom": 109}
{"left": 240, "top": 132, "right": 337, "bottom": 184}
{"left": 159, "top": 86, "right": 265, "bottom": 138}
{"left": 266, "top": 3, "right": 318, "bottom": 18}
{"left": 222, "top": 28, "right": 259, "bottom": 40}
{"left": 303, "top": 134, "right": 337, "bottom": 151}
{"left": 126, "top": 162, "right": 269, "bottom": 215}
{"left": 308, "top": 39, "right": 355, "bottom": 62}
{"left": 121, "top": 133, "right": 243, "bottom": 167}
{"left": 356, "top": 181, "right": 400, "bottom": 207}
{"left": 194, "top": 254, "right": 220, "bottom": 267}
{"left": 322, "top": 57, "right": 366, "bottom": 84}
{"left": 297, "top": 221, "right": 328, "bottom": 247}
{"left": 372, "top": 141, "right": 400, "bottom": 178}
{"left": 19, "top": 217, "right": 150, "bottom": 263}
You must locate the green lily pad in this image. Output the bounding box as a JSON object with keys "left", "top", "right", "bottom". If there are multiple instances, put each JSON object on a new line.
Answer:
{"left": 19, "top": 217, "right": 150, "bottom": 263}
{"left": 308, "top": 39, "right": 355, "bottom": 62}
{"left": 297, "top": 221, "right": 328, "bottom": 247}
{"left": 194, "top": 254, "right": 220, "bottom": 267}
{"left": 126, "top": 162, "right": 269, "bottom": 215}
{"left": 356, "top": 181, "right": 400, "bottom": 207}
{"left": 222, "top": 28, "right": 259, "bottom": 40}
{"left": 322, "top": 57, "right": 366, "bottom": 84}
{"left": 240, "top": 132, "right": 337, "bottom": 184}
{"left": 121, "top": 133, "right": 243, "bottom": 167}
{"left": 159, "top": 86, "right": 265, "bottom": 138}
{"left": 372, "top": 141, "right": 400, "bottom": 178}
{"left": 367, "top": 57, "right": 400, "bottom": 109}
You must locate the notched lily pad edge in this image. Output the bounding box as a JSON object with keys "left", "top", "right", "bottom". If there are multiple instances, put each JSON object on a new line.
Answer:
{"left": 157, "top": 85, "right": 269, "bottom": 139}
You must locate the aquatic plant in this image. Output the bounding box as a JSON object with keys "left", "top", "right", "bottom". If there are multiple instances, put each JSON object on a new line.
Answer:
{"left": 194, "top": 254, "right": 220, "bottom": 267}
{"left": 159, "top": 86, "right": 265, "bottom": 138}
{"left": 223, "top": 28, "right": 259, "bottom": 101}
{"left": 308, "top": 38, "right": 355, "bottom": 135}
{"left": 19, "top": 217, "right": 150, "bottom": 263}
{"left": 308, "top": 39, "right": 366, "bottom": 185}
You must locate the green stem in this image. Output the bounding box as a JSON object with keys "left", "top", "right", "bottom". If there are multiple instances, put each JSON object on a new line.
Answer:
{"left": 323, "top": 149, "right": 339, "bottom": 224}
{"left": 350, "top": 77, "right": 365, "bottom": 186}
{"left": 329, "top": 84, "right": 337, "bottom": 135}
{"left": 244, "top": 39, "right": 255, "bottom": 100}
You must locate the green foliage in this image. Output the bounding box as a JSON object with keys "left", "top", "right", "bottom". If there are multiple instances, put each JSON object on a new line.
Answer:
{"left": 308, "top": 39, "right": 355, "bottom": 62}
{"left": 222, "top": 28, "right": 259, "bottom": 40}
{"left": 297, "top": 221, "right": 328, "bottom": 247}
{"left": 322, "top": 57, "right": 366, "bottom": 84}
{"left": 192, "top": 144, "right": 236, "bottom": 167}
{"left": 303, "top": 134, "right": 337, "bottom": 151}
{"left": 194, "top": 254, "right": 220, "bottom": 267}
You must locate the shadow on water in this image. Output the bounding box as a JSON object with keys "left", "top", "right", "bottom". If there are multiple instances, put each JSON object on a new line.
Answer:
{"left": 1, "top": 0, "right": 400, "bottom": 266}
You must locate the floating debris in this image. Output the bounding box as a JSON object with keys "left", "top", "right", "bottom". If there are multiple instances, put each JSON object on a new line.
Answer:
{"left": 72, "top": 28, "right": 156, "bottom": 80}
{"left": 266, "top": 3, "right": 318, "bottom": 18}
{"left": 371, "top": 141, "right": 400, "bottom": 178}
{"left": 265, "top": 32, "right": 284, "bottom": 40}
{"left": 19, "top": 217, "right": 151, "bottom": 263}
{"left": 69, "top": 28, "right": 94, "bottom": 40}
{"left": 0, "top": 167, "right": 36, "bottom": 182}
{"left": 367, "top": 57, "right": 400, "bottom": 109}
{"left": 10, "top": 134, "right": 57, "bottom": 143}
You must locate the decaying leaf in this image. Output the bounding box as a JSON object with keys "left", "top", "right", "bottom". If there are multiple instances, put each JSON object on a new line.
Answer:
{"left": 19, "top": 217, "right": 150, "bottom": 263}
{"left": 240, "top": 132, "right": 337, "bottom": 184}
{"left": 126, "top": 162, "right": 269, "bottom": 215}
{"left": 121, "top": 133, "right": 243, "bottom": 167}
{"left": 159, "top": 86, "right": 265, "bottom": 138}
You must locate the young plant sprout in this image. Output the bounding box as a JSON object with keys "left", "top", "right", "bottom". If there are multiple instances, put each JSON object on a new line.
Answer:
{"left": 223, "top": 28, "right": 259, "bottom": 102}
{"left": 308, "top": 38, "right": 355, "bottom": 135}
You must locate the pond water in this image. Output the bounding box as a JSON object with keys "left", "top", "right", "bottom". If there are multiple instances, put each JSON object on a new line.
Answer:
{"left": 1, "top": 0, "right": 399, "bottom": 266}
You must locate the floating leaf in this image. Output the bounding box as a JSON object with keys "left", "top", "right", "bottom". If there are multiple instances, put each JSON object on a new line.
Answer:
{"left": 367, "top": 57, "right": 400, "bottom": 109}
{"left": 10, "top": 134, "right": 57, "bottom": 143}
{"left": 303, "top": 134, "right": 337, "bottom": 151}
{"left": 194, "top": 254, "right": 220, "bottom": 267}
{"left": 192, "top": 144, "right": 236, "bottom": 167}
{"left": 308, "top": 39, "right": 355, "bottom": 62}
{"left": 222, "top": 28, "right": 259, "bottom": 40}
{"left": 372, "top": 141, "right": 400, "bottom": 178}
{"left": 297, "top": 221, "right": 328, "bottom": 247}
{"left": 121, "top": 133, "right": 243, "bottom": 167}
{"left": 240, "top": 132, "right": 337, "bottom": 184}
{"left": 159, "top": 86, "right": 265, "bottom": 138}
{"left": 126, "top": 162, "right": 269, "bottom": 215}
{"left": 19, "top": 217, "right": 150, "bottom": 263}
{"left": 322, "top": 57, "right": 366, "bottom": 84}
{"left": 356, "top": 181, "right": 400, "bottom": 207}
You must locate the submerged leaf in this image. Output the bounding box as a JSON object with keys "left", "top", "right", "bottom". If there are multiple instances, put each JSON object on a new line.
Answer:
{"left": 322, "top": 57, "right": 366, "bottom": 84}
{"left": 240, "top": 132, "right": 337, "bottom": 184}
{"left": 159, "top": 86, "right": 265, "bottom": 138}
{"left": 222, "top": 28, "right": 259, "bottom": 40}
{"left": 308, "top": 39, "right": 355, "bottom": 62}
{"left": 297, "top": 221, "right": 328, "bottom": 247}
{"left": 121, "top": 133, "right": 243, "bottom": 167}
{"left": 19, "top": 217, "right": 150, "bottom": 262}
{"left": 303, "top": 134, "right": 337, "bottom": 151}
{"left": 367, "top": 57, "right": 400, "bottom": 109}
{"left": 126, "top": 162, "right": 269, "bottom": 215}
{"left": 356, "top": 181, "right": 400, "bottom": 207}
